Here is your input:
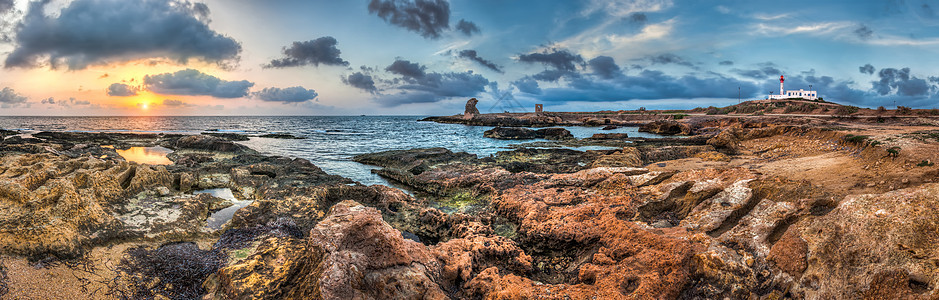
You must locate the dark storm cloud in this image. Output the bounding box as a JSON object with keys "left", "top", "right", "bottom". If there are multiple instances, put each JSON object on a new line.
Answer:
{"left": 647, "top": 53, "right": 695, "bottom": 68}
{"left": 733, "top": 63, "right": 783, "bottom": 79}
{"left": 107, "top": 83, "right": 138, "bottom": 97}
{"left": 385, "top": 59, "right": 427, "bottom": 78}
{"left": 5, "top": 0, "right": 241, "bottom": 70}
{"left": 859, "top": 64, "right": 875, "bottom": 75}
{"left": 628, "top": 13, "right": 647, "bottom": 23}
{"left": 531, "top": 69, "right": 571, "bottom": 82}
{"left": 455, "top": 19, "right": 480, "bottom": 36}
{"left": 512, "top": 77, "right": 542, "bottom": 95}
{"left": 533, "top": 69, "right": 761, "bottom": 103}
{"left": 376, "top": 59, "right": 489, "bottom": 106}
{"left": 0, "top": 0, "right": 13, "bottom": 12}
{"left": 458, "top": 50, "right": 503, "bottom": 73}
{"left": 518, "top": 48, "right": 585, "bottom": 72}
{"left": 368, "top": 0, "right": 450, "bottom": 39}
{"left": 873, "top": 67, "right": 930, "bottom": 97}
{"left": 0, "top": 87, "right": 27, "bottom": 106}
{"left": 854, "top": 24, "right": 873, "bottom": 39}
{"left": 143, "top": 69, "right": 254, "bottom": 98}
{"left": 265, "top": 36, "right": 350, "bottom": 68}
{"left": 587, "top": 56, "right": 621, "bottom": 79}
{"left": 252, "top": 86, "right": 319, "bottom": 103}
{"left": 343, "top": 72, "right": 378, "bottom": 93}
{"left": 719, "top": 60, "right": 734, "bottom": 66}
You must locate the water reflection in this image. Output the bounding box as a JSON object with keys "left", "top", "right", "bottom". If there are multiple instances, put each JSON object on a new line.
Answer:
{"left": 116, "top": 146, "right": 173, "bottom": 165}
{"left": 197, "top": 188, "right": 253, "bottom": 230}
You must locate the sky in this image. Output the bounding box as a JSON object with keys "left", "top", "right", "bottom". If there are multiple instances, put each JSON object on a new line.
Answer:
{"left": 0, "top": 0, "right": 938, "bottom": 116}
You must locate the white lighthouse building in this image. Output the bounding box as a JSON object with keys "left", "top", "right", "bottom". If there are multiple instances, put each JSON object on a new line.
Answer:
{"left": 768, "top": 75, "right": 818, "bottom": 100}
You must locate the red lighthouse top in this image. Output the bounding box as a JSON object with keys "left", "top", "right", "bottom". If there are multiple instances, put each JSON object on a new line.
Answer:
{"left": 780, "top": 75, "right": 785, "bottom": 83}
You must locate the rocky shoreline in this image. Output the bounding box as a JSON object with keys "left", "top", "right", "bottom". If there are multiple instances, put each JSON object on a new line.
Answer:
{"left": 1, "top": 114, "right": 938, "bottom": 299}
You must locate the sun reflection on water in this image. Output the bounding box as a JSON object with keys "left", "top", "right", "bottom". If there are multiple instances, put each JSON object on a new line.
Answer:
{"left": 116, "top": 146, "right": 173, "bottom": 165}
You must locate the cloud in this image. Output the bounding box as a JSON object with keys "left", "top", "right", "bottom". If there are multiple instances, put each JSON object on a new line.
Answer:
{"left": 532, "top": 69, "right": 761, "bottom": 103}
{"left": 376, "top": 59, "right": 489, "bottom": 106}
{"left": 385, "top": 59, "right": 427, "bottom": 78}
{"left": 512, "top": 77, "right": 542, "bottom": 95}
{"left": 518, "top": 48, "right": 585, "bottom": 72}
{"left": 628, "top": 12, "right": 647, "bottom": 23}
{"left": 143, "top": 69, "right": 254, "bottom": 98}
{"left": 107, "top": 83, "right": 139, "bottom": 97}
{"left": 719, "top": 60, "right": 734, "bottom": 66}
{"left": 367, "top": 0, "right": 450, "bottom": 39}
{"left": 646, "top": 53, "right": 695, "bottom": 68}
{"left": 753, "top": 22, "right": 853, "bottom": 36}
{"left": 343, "top": 72, "right": 378, "bottom": 93}
{"left": 582, "top": 0, "right": 672, "bottom": 17}
{"left": 587, "top": 56, "right": 621, "bottom": 79}
{"left": 859, "top": 64, "right": 875, "bottom": 75}
{"left": 873, "top": 67, "right": 930, "bottom": 97}
{"left": 40, "top": 97, "right": 91, "bottom": 108}
{"left": 252, "top": 86, "right": 319, "bottom": 103}
{"left": 0, "top": 87, "right": 28, "bottom": 106}
{"left": 455, "top": 19, "right": 480, "bottom": 36}
{"left": 854, "top": 24, "right": 873, "bottom": 39}
{"left": 0, "top": 0, "right": 12, "bottom": 12}
{"left": 5, "top": 0, "right": 241, "bottom": 70}
{"left": 531, "top": 69, "right": 571, "bottom": 82}
{"left": 265, "top": 36, "right": 350, "bottom": 68}
{"left": 732, "top": 63, "right": 783, "bottom": 79}
{"left": 458, "top": 50, "right": 503, "bottom": 73}
{"left": 162, "top": 99, "right": 194, "bottom": 107}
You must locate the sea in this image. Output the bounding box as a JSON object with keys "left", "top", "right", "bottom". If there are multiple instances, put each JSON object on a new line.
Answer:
{"left": 0, "top": 116, "right": 663, "bottom": 186}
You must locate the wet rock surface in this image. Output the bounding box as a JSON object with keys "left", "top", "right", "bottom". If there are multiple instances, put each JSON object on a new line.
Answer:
{"left": 2, "top": 117, "right": 939, "bottom": 299}
{"left": 483, "top": 126, "right": 573, "bottom": 140}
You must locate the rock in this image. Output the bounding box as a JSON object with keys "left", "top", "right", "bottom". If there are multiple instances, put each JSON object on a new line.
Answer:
{"left": 172, "top": 135, "right": 253, "bottom": 153}
{"left": 767, "top": 228, "right": 808, "bottom": 277}
{"left": 352, "top": 147, "right": 476, "bottom": 174}
{"left": 707, "top": 128, "right": 741, "bottom": 154}
{"left": 484, "top": 127, "right": 538, "bottom": 139}
{"left": 483, "top": 127, "right": 572, "bottom": 140}
{"left": 206, "top": 201, "right": 448, "bottom": 299}
{"left": 201, "top": 132, "right": 250, "bottom": 141}
{"left": 536, "top": 127, "right": 574, "bottom": 140}
{"left": 257, "top": 133, "right": 304, "bottom": 139}
{"left": 465, "top": 98, "right": 480, "bottom": 116}
{"left": 590, "top": 133, "right": 629, "bottom": 139}
{"left": 601, "top": 125, "right": 619, "bottom": 130}
{"left": 639, "top": 120, "right": 692, "bottom": 135}
{"left": 796, "top": 183, "right": 939, "bottom": 299}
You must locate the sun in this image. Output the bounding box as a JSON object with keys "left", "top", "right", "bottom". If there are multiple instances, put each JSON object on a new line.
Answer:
{"left": 140, "top": 103, "right": 149, "bottom": 110}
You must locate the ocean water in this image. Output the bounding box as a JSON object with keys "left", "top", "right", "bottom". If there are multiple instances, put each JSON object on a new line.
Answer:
{"left": 0, "top": 116, "right": 663, "bottom": 186}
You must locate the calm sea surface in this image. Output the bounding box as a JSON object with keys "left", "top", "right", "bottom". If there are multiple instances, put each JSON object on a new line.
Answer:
{"left": 0, "top": 116, "right": 663, "bottom": 186}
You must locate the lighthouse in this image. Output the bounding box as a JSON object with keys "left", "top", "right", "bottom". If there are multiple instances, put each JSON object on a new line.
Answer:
{"left": 768, "top": 75, "right": 818, "bottom": 101}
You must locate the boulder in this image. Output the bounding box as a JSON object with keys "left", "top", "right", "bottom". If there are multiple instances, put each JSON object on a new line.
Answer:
{"left": 465, "top": 98, "right": 480, "bottom": 116}
{"left": 172, "top": 135, "right": 253, "bottom": 153}
{"left": 483, "top": 127, "right": 573, "bottom": 140}
{"left": 639, "top": 120, "right": 693, "bottom": 135}
{"left": 205, "top": 201, "right": 447, "bottom": 299}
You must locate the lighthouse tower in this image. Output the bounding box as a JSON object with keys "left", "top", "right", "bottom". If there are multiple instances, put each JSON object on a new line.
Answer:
{"left": 779, "top": 75, "right": 785, "bottom": 95}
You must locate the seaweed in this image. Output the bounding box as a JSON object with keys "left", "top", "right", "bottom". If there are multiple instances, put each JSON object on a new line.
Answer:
{"left": 0, "top": 263, "right": 8, "bottom": 298}
{"left": 107, "top": 242, "right": 225, "bottom": 300}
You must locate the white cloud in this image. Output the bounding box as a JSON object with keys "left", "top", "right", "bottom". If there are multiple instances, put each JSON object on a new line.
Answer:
{"left": 753, "top": 22, "right": 853, "bottom": 36}
{"left": 581, "top": 0, "right": 672, "bottom": 17}
{"left": 556, "top": 18, "right": 676, "bottom": 59}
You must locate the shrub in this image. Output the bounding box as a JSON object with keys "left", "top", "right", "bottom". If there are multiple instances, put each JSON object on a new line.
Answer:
{"left": 887, "top": 146, "right": 901, "bottom": 157}
{"left": 833, "top": 105, "right": 859, "bottom": 116}
{"left": 917, "top": 160, "right": 934, "bottom": 167}
{"left": 672, "top": 114, "right": 688, "bottom": 120}
{"left": 844, "top": 134, "right": 868, "bottom": 143}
